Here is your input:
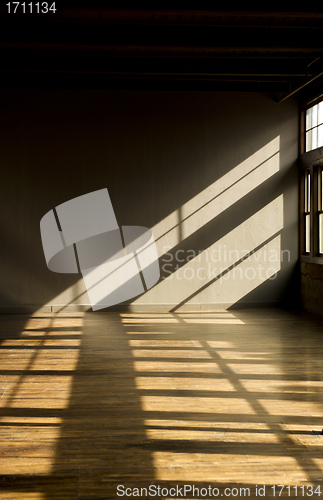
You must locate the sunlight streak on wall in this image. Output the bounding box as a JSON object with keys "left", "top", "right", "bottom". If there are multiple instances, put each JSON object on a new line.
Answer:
{"left": 39, "top": 137, "right": 282, "bottom": 311}
{"left": 133, "top": 195, "right": 283, "bottom": 307}
{"left": 151, "top": 136, "right": 280, "bottom": 255}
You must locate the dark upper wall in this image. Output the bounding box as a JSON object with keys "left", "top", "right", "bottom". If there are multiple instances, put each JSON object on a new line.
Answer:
{"left": 0, "top": 90, "right": 299, "bottom": 311}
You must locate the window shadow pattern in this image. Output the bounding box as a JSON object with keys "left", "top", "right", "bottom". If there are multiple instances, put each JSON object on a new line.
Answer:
{"left": 40, "top": 135, "right": 287, "bottom": 313}
{"left": 0, "top": 310, "right": 323, "bottom": 498}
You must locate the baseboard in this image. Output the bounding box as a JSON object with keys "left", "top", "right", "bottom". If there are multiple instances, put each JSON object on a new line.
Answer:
{"left": 0, "top": 301, "right": 283, "bottom": 314}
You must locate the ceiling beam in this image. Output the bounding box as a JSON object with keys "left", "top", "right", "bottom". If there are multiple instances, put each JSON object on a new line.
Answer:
{"left": 2, "top": 43, "right": 323, "bottom": 55}
{"left": 278, "top": 69, "right": 323, "bottom": 102}
{"left": 3, "top": 8, "right": 321, "bottom": 19}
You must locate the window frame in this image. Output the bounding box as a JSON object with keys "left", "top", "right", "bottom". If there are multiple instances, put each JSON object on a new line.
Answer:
{"left": 305, "top": 101, "right": 323, "bottom": 153}
{"left": 303, "top": 168, "right": 311, "bottom": 254}
{"left": 316, "top": 165, "right": 323, "bottom": 255}
{"left": 300, "top": 93, "right": 323, "bottom": 154}
{"left": 300, "top": 100, "right": 323, "bottom": 263}
{"left": 300, "top": 96, "right": 323, "bottom": 264}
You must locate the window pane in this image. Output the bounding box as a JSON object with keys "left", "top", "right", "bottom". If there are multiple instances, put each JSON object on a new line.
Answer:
{"left": 319, "top": 213, "right": 323, "bottom": 254}
{"left": 307, "top": 172, "right": 311, "bottom": 212}
{"left": 318, "top": 124, "right": 323, "bottom": 148}
{"left": 318, "top": 168, "right": 323, "bottom": 211}
{"left": 306, "top": 130, "right": 312, "bottom": 152}
{"left": 312, "top": 127, "right": 318, "bottom": 150}
{"left": 305, "top": 214, "right": 311, "bottom": 252}
{"left": 312, "top": 104, "right": 318, "bottom": 127}
{"left": 318, "top": 102, "right": 323, "bottom": 126}
{"left": 306, "top": 107, "right": 312, "bottom": 131}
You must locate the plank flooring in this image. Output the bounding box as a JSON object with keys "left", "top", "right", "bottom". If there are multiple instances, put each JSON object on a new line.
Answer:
{"left": 0, "top": 309, "right": 322, "bottom": 499}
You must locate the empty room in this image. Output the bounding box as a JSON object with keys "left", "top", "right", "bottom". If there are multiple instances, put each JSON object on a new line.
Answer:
{"left": 0, "top": 6, "right": 323, "bottom": 500}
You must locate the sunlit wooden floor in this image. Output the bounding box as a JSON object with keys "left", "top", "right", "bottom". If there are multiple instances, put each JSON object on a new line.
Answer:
{"left": 0, "top": 309, "right": 323, "bottom": 499}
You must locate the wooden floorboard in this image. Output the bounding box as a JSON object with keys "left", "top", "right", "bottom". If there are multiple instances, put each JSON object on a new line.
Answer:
{"left": 0, "top": 309, "right": 322, "bottom": 499}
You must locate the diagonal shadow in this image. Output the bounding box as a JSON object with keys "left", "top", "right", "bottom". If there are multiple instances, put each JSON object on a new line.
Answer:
{"left": 169, "top": 230, "right": 282, "bottom": 312}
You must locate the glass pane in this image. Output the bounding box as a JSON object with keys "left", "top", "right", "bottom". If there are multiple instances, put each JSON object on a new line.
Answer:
{"left": 305, "top": 214, "right": 311, "bottom": 253}
{"left": 306, "top": 130, "right": 312, "bottom": 152}
{"left": 318, "top": 102, "right": 323, "bottom": 126}
{"left": 305, "top": 172, "right": 308, "bottom": 211}
{"left": 307, "top": 172, "right": 311, "bottom": 212}
{"left": 312, "top": 127, "right": 318, "bottom": 150}
{"left": 319, "top": 168, "right": 323, "bottom": 211}
{"left": 318, "top": 124, "right": 323, "bottom": 148}
{"left": 319, "top": 213, "right": 323, "bottom": 254}
{"left": 306, "top": 107, "right": 312, "bottom": 131}
{"left": 312, "top": 104, "right": 318, "bottom": 127}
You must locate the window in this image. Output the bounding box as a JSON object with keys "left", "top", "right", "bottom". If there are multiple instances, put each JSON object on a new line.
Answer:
{"left": 301, "top": 98, "right": 323, "bottom": 262}
{"left": 304, "top": 169, "right": 311, "bottom": 253}
{"left": 301, "top": 166, "right": 323, "bottom": 258}
{"left": 318, "top": 166, "right": 323, "bottom": 255}
{"left": 305, "top": 101, "right": 323, "bottom": 152}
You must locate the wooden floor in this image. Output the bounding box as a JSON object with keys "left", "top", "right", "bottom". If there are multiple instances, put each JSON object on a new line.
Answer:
{"left": 0, "top": 309, "right": 323, "bottom": 499}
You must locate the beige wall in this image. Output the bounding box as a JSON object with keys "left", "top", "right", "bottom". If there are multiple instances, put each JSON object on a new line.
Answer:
{"left": 0, "top": 90, "right": 299, "bottom": 312}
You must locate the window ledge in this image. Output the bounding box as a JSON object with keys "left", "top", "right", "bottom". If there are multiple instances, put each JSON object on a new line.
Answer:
{"left": 301, "top": 255, "right": 323, "bottom": 265}
{"left": 300, "top": 147, "right": 323, "bottom": 167}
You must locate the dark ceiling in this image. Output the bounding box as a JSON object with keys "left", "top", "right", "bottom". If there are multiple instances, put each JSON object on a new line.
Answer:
{"left": 1, "top": 7, "right": 323, "bottom": 101}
